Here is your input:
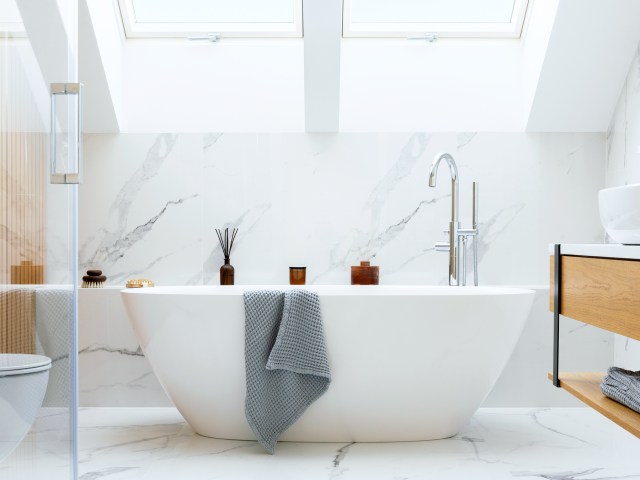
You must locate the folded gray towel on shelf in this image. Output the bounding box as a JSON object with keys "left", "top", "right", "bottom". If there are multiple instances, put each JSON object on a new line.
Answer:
{"left": 243, "top": 289, "right": 331, "bottom": 454}
{"left": 600, "top": 366, "right": 640, "bottom": 414}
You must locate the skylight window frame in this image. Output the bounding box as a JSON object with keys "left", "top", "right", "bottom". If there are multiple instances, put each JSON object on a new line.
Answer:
{"left": 117, "top": 0, "right": 303, "bottom": 39}
{"left": 342, "top": 0, "right": 530, "bottom": 39}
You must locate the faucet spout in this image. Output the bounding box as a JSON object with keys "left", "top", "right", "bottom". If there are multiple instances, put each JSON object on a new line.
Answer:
{"left": 428, "top": 153, "right": 460, "bottom": 286}
{"left": 429, "top": 153, "right": 459, "bottom": 215}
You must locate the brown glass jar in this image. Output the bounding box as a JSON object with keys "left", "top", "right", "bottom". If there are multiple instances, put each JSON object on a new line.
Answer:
{"left": 220, "top": 257, "right": 235, "bottom": 285}
{"left": 351, "top": 261, "right": 379, "bottom": 285}
{"left": 289, "top": 267, "right": 306, "bottom": 285}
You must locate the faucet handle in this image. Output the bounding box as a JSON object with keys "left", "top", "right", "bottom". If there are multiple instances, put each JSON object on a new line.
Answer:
{"left": 435, "top": 242, "right": 450, "bottom": 252}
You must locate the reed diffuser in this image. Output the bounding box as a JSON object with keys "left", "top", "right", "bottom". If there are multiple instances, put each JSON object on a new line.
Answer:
{"left": 216, "top": 227, "right": 238, "bottom": 285}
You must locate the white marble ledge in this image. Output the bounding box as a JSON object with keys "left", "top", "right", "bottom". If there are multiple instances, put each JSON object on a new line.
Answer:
{"left": 549, "top": 243, "right": 640, "bottom": 260}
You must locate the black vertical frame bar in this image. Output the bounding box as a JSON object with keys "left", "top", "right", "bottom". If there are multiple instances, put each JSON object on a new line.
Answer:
{"left": 553, "top": 244, "right": 561, "bottom": 387}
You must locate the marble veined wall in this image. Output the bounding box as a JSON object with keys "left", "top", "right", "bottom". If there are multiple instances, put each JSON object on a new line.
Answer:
{"left": 606, "top": 44, "right": 640, "bottom": 368}
{"left": 77, "top": 132, "right": 612, "bottom": 407}
{"left": 80, "top": 133, "right": 604, "bottom": 286}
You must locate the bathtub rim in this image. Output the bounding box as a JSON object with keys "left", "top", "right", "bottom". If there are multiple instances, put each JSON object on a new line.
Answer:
{"left": 120, "top": 285, "right": 535, "bottom": 297}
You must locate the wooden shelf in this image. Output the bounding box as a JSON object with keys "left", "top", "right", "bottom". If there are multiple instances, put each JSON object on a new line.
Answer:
{"left": 548, "top": 372, "right": 640, "bottom": 438}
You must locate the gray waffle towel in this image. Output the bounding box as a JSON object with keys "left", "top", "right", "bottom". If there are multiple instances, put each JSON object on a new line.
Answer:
{"left": 600, "top": 366, "right": 640, "bottom": 413}
{"left": 244, "top": 289, "right": 331, "bottom": 454}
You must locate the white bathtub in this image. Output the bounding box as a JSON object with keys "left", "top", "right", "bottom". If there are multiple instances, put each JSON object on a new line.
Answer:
{"left": 121, "top": 285, "right": 534, "bottom": 442}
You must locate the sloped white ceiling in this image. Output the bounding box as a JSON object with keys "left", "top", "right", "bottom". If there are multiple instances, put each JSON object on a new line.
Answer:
{"left": 77, "top": 0, "right": 640, "bottom": 133}
{"left": 526, "top": 0, "right": 640, "bottom": 132}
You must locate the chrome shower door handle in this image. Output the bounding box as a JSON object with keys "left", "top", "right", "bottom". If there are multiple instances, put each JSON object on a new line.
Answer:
{"left": 50, "top": 83, "right": 83, "bottom": 184}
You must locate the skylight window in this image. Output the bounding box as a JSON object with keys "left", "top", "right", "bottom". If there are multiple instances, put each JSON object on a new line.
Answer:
{"left": 0, "top": 0, "right": 25, "bottom": 37}
{"left": 343, "top": 0, "right": 530, "bottom": 38}
{"left": 118, "top": 0, "right": 303, "bottom": 38}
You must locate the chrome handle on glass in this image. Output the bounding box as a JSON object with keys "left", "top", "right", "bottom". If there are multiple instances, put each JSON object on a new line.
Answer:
{"left": 50, "top": 83, "right": 83, "bottom": 184}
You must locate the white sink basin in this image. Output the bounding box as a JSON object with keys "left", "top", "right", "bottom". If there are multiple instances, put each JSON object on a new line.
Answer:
{"left": 599, "top": 184, "right": 640, "bottom": 244}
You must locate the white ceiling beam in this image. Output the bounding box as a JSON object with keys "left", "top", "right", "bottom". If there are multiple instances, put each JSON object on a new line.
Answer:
{"left": 14, "top": 0, "right": 73, "bottom": 134}
{"left": 526, "top": 0, "right": 640, "bottom": 132}
{"left": 16, "top": 0, "right": 72, "bottom": 84}
{"left": 303, "top": 0, "right": 342, "bottom": 132}
{"left": 79, "top": 0, "right": 123, "bottom": 133}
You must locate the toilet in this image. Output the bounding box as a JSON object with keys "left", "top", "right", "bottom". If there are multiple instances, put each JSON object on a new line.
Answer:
{"left": 0, "top": 353, "right": 52, "bottom": 462}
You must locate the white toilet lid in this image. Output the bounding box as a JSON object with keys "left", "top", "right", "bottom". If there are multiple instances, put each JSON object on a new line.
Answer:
{"left": 0, "top": 354, "right": 52, "bottom": 376}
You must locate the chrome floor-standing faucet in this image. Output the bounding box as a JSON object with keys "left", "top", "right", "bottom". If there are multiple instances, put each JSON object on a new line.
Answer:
{"left": 428, "top": 153, "right": 479, "bottom": 286}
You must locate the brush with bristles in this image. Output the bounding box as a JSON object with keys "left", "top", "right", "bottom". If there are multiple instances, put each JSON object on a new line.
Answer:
{"left": 82, "top": 269, "right": 106, "bottom": 288}
{"left": 125, "top": 279, "right": 155, "bottom": 288}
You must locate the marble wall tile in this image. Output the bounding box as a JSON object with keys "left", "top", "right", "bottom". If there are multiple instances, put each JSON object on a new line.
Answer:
{"left": 82, "top": 132, "right": 604, "bottom": 287}
{"left": 605, "top": 44, "right": 640, "bottom": 368}
{"left": 79, "top": 134, "right": 203, "bottom": 285}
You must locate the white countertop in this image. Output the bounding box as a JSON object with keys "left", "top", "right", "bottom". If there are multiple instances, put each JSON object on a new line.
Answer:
{"left": 548, "top": 243, "right": 640, "bottom": 260}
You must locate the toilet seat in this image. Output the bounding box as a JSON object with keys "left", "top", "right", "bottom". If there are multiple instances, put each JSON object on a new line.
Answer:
{"left": 0, "top": 354, "right": 52, "bottom": 377}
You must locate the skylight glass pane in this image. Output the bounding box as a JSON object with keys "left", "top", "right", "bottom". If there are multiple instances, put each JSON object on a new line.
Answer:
{"left": 132, "top": 0, "right": 296, "bottom": 24}
{"left": 350, "top": 0, "right": 516, "bottom": 24}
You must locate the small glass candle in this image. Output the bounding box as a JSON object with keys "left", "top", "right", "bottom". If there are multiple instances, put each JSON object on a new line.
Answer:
{"left": 289, "top": 267, "right": 306, "bottom": 285}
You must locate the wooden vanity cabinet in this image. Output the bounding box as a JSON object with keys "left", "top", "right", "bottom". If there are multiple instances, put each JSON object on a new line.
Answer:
{"left": 549, "top": 248, "right": 640, "bottom": 438}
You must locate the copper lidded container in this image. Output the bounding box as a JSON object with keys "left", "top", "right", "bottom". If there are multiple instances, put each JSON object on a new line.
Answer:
{"left": 351, "top": 261, "right": 379, "bottom": 285}
{"left": 289, "top": 267, "right": 306, "bottom": 285}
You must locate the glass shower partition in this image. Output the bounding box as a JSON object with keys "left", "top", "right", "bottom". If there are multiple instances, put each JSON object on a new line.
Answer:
{"left": 1, "top": 0, "right": 79, "bottom": 479}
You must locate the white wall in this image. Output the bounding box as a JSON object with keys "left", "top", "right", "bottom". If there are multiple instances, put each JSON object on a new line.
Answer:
{"left": 339, "top": 40, "right": 524, "bottom": 132}
{"left": 120, "top": 38, "right": 526, "bottom": 133}
{"left": 605, "top": 43, "right": 640, "bottom": 368}
{"left": 122, "top": 40, "right": 305, "bottom": 132}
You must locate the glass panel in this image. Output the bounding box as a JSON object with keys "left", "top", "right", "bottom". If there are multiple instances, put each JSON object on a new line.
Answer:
{"left": 0, "top": 0, "right": 78, "bottom": 478}
{"left": 132, "top": 0, "right": 296, "bottom": 24}
{"left": 349, "top": 0, "right": 516, "bottom": 24}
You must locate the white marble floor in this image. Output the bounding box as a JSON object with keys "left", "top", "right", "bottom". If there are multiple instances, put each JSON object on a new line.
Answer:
{"left": 3, "top": 407, "right": 640, "bottom": 480}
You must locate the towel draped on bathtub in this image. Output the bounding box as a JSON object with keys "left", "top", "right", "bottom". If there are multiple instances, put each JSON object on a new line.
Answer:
{"left": 243, "top": 289, "right": 331, "bottom": 454}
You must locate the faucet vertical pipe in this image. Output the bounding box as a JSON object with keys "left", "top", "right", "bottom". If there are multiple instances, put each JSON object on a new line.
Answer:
{"left": 472, "top": 182, "right": 479, "bottom": 286}
{"left": 471, "top": 182, "right": 480, "bottom": 287}
{"left": 472, "top": 182, "right": 478, "bottom": 230}
{"left": 429, "top": 153, "right": 460, "bottom": 286}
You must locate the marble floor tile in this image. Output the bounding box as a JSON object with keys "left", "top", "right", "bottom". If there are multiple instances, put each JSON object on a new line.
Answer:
{"left": 3, "top": 407, "right": 639, "bottom": 480}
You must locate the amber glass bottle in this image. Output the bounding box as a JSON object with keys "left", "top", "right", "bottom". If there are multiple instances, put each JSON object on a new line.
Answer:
{"left": 220, "top": 257, "right": 235, "bottom": 285}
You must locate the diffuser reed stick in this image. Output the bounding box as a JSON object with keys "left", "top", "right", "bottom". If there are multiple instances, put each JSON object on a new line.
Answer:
{"left": 215, "top": 227, "right": 238, "bottom": 285}
{"left": 215, "top": 227, "right": 238, "bottom": 258}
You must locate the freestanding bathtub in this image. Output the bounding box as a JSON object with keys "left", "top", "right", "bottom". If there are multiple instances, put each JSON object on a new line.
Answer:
{"left": 121, "top": 285, "right": 534, "bottom": 442}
